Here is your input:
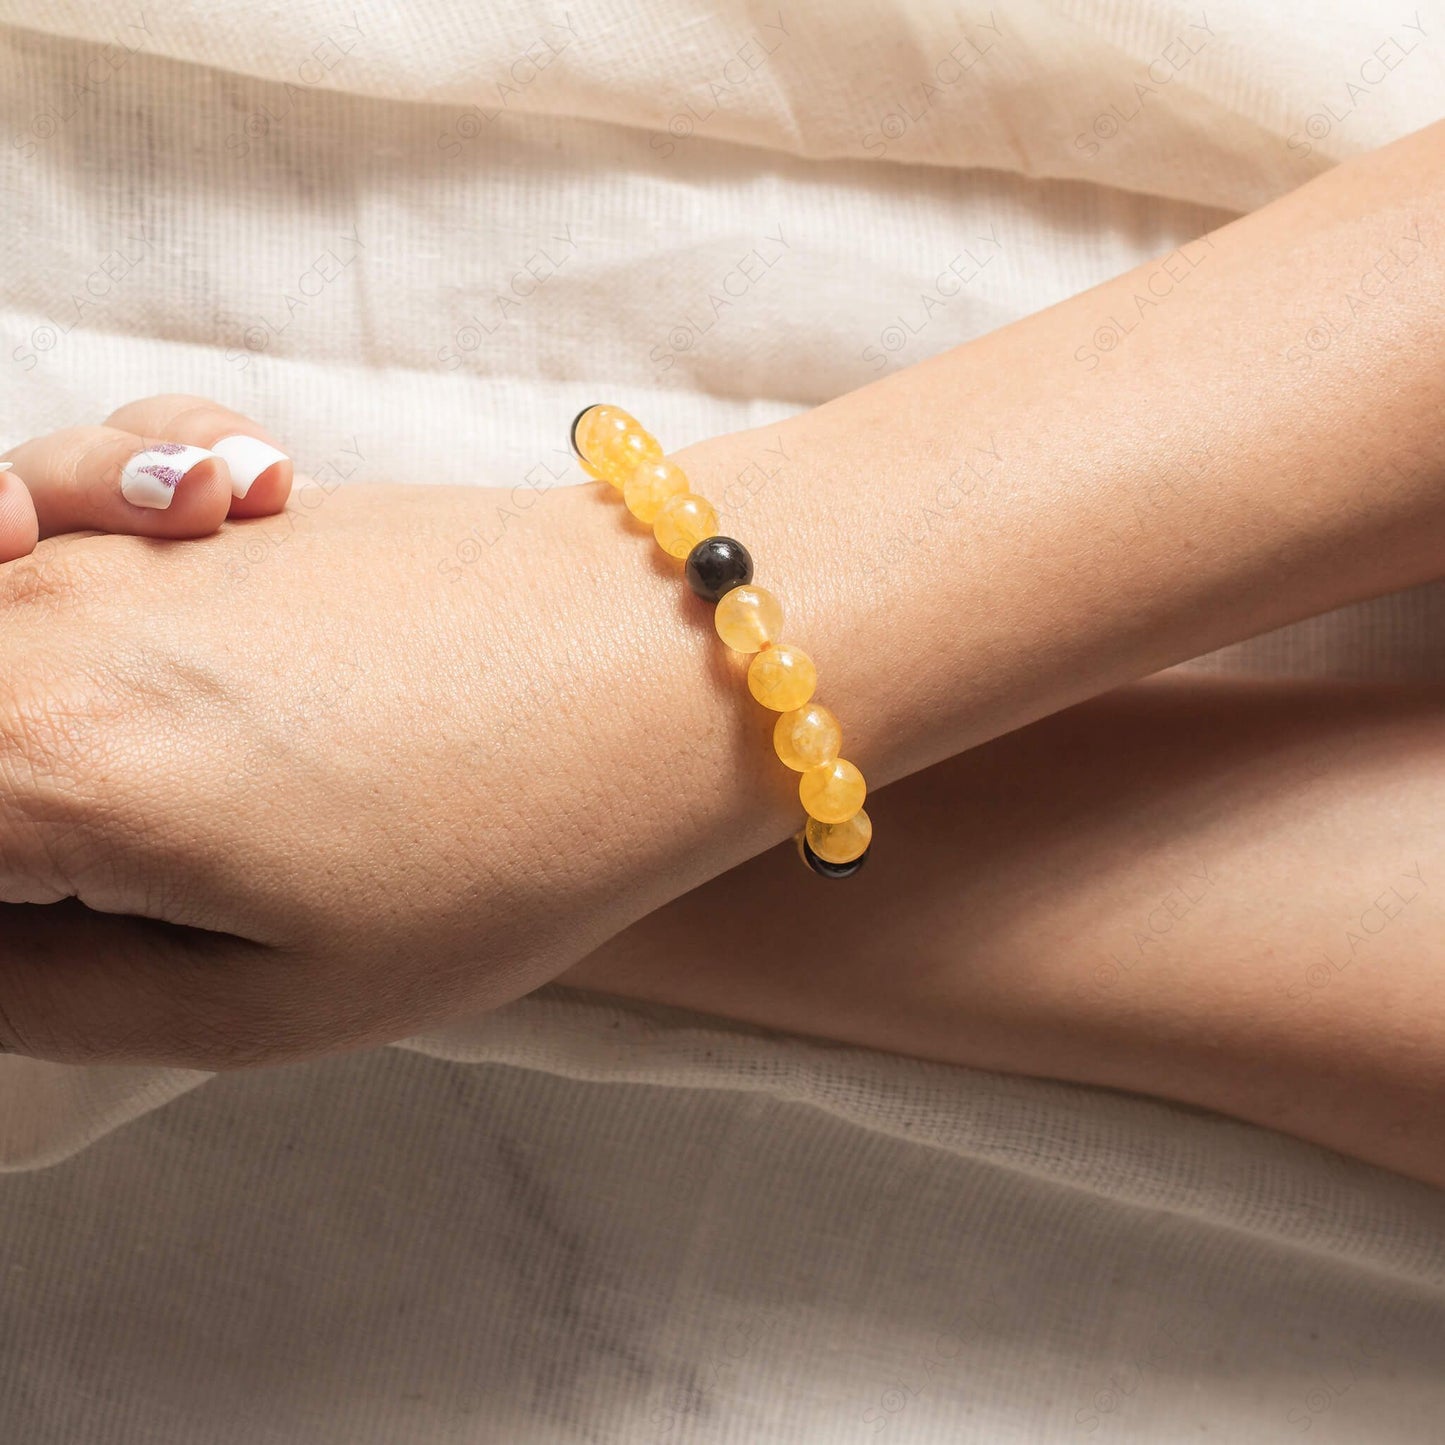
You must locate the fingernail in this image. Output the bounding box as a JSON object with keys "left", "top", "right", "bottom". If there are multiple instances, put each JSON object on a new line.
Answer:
{"left": 120, "top": 444, "right": 218, "bottom": 510}
{"left": 0, "top": 463, "right": 12, "bottom": 471}
{"left": 211, "top": 435, "right": 290, "bottom": 499}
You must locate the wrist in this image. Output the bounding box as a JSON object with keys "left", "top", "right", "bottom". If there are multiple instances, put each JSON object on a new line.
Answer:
{"left": 531, "top": 478, "right": 803, "bottom": 892}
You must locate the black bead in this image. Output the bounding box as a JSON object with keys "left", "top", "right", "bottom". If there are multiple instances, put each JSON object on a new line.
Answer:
{"left": 569, "top": 405, "right": 600, "bottom": 460}
{"left": 800, "top": 835, "right": 869, "bottom": 879}
{"left": 685, "top": 536, "right": 754, "bottom": 602}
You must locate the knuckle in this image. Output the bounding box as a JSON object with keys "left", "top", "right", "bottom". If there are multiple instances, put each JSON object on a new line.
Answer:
{"left": 0, "top": 648, "right": 116, "bottom": 830}
{"left": 105, "top": 393, "right": 214, "bottom": 429}
{"left": 0, "top": 542, "right": 107, "bottom": 613}
{"left": 162, "top": 400, "right": 232, "bottom": 433}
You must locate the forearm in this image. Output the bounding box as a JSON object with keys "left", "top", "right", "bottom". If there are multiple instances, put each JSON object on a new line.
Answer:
{"left": 566, "top": 677, "right": 1445, "bottom": 1189}
{"left": 672, "top": 121, "right": 1445, "bottom": 796}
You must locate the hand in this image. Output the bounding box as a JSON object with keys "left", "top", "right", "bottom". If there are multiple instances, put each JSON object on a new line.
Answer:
{"left": 0, "top": 479, "right": 793, "bottom": 1067}
{"left": 0, "top": 392, "right": 294, "bottom": 560}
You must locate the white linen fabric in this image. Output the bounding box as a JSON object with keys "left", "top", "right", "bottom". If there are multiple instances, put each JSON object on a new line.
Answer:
{"left": 1, "top": 2, "right": 1443, "bottom": 1439}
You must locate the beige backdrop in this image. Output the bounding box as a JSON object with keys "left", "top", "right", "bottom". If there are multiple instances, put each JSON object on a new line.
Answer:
{"left": 1, "top": 2, "right": 1444, "bottom": 1440}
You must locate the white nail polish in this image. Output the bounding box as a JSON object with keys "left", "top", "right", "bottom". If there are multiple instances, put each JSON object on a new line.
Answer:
{"left": 0, "top": 463, "right": 11, "bottom": 471}
{"left": 211, "top": 435, "right": 289, "bottom": 499}
{"left": 119, "top": 444, "right": 218, "bottom": 510}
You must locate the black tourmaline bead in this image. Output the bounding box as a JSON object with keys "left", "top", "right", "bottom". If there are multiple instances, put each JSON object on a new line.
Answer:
{"left": 684, "top": 536, "right": 754, "bottom": 602}
{"left": 800, "top": 836, "right": 869, "bottom": 879}
{"left": 569, "top": 405, "right": 600, "bottom": 460}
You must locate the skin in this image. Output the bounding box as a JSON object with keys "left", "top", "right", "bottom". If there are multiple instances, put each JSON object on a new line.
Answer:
{"left": 0, "top": 123, "right": 1441, "bottom": 1180}
{"left": 0, "top": 396, "right": 295, "bottom": 547}
{"left": 566, "top": 675, "right": 1445, "bottom": 1190}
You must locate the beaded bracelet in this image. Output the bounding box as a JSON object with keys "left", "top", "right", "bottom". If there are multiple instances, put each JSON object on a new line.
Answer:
{"left": 570, "top": 404, "right": 871, "bottom": 877}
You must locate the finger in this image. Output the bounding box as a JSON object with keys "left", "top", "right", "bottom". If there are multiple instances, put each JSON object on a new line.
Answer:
{"left": 0, "top": 465, "right": 39, "bottom": 563}
{"left": 1, "top": 426, "right": 233, "bottom": 538}
{"left": 104, "top": 394, "right": 292, "bottom": 519}
{"left": 0, "top": 901, "right": 289, "bottom": 1068}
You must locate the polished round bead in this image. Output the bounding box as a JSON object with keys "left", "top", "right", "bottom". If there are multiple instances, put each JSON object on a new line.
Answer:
{"left": 624, "top": 459, "right": 689, "bottom": 523}
{"left": 577, "top": 407, "right": 662, "bottom": 487}
{"left": 573, "top": 403, "right": 631, "bottom": 461}
{"left": 799, "top": 757, "right": 866, "bottom": 824}
{"left": 773, "top": 703, "right": 842, "bottom": 772}
{"left": 748, "top": 644, "right": 817, "bottom": 712}
{"left": 597, "top": 426, "right": 662, "bottom": 488}
{"left": 805, "top": 809, "right": 872, "bottom": 864}
{"left": 798, "top": 833, "right": 870, "bottom": 879}
{"left": 714, "top": 585, "right": 783, "bottom": 653}
{"left": 653, "top": 493, "right": 719, "bottom": 558}
{"left": 684, "top": 536, "right": 754, "bottom": 602}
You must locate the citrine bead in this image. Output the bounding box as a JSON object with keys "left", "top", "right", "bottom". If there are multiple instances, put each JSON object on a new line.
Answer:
{"left": 805, "top": 809, "right": 872, "bottom": 864}
{"left": 714, "top": 586, "right": 783, "bottom": 653}
{"left": 773, "top": 704, "right": 842, "bottom": 772}
{"left": 573, "top": 403, "right": 630, "bottom": 460}
{"left": 748, "top": 644, "right": 817, "bottom": 712}
{"left": 654, "top": 493, "right": 719, "bottom": 558}
{"left": 600, "top": 428, "right": 662, "bottom": 487}
{"left": 685, "top": 536, "right": 753, "bottom": 602}
{"left": 576, "top": 406, "right": 661, "bottom": 487}
{"left": 624, "top": 459, "right": 689, "bottom": 523}
{"left": 799, "top": 757, "right": 866, "bottom": 824}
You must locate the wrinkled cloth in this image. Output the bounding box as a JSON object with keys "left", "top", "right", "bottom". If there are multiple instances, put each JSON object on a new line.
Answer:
{"left": 1, "top": 1, "right": 1444, "bottom": 1440}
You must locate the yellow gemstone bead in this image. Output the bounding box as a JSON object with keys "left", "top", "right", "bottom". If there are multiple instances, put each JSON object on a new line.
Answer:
{"left": 575, "top": 405, "right": 635, "bottom": 480}
{"left": 773, "top": 704, "right": 842, "bottom": 772}
{"left": 624, "top": 459, "right": 690, "bottom": 523}
{"left": 599, "top": 427, "right": 662, "bottom": 488}
{"left": 653, "top": 493, "right": 718, "bottom": 558}
{"left": 806, "top": 808, "right": 872, "bottom": 864}
{"left": 714, "top": 586, "right": 783, "bottom": 653}
{"left": 799, "top": 757, "right": 866, "bottom": 824}
{"left": 578, "top": 407, "right": 662, "bottom": 487}
{"left": 748, "top": 644, "right": 817, "bottom": 712}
